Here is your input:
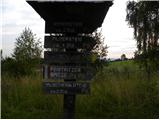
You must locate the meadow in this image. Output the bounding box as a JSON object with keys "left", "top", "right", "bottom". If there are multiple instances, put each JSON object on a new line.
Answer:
{"left": 1, "top": 60, "right": 159, "bottom": 119}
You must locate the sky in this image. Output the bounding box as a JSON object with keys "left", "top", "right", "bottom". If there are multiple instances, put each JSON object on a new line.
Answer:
{"left": 1, "top": 0, "right": 137, "bottom": 59}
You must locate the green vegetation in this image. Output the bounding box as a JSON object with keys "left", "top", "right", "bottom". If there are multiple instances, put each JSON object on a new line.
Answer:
{"left": 126, "top": 1, "right": 159, "bottom": 71}
{"left": 2, "top": 28, "right": 42, "bottom": 77}
{"left": 2, "top": 60, "right": 158, "bottom": 119}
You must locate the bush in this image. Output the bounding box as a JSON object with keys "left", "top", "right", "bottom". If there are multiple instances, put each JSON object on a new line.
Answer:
{"left": 2, "top": 57, "right": 39, "bottom": 77}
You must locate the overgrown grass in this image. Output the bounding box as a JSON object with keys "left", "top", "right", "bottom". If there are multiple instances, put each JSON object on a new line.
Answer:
{"left": 1, "top": 74, "right": 63, "bottom": 119}
{"left": 1, "top": 60, "right": 159, "bottom": 118}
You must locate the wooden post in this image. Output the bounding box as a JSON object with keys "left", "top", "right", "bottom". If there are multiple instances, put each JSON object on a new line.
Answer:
{"left": 63, "top": 79, "right": 76, "bottom": 119}
{"left": 63, "top": 46, "right": 77, "bottom": 119}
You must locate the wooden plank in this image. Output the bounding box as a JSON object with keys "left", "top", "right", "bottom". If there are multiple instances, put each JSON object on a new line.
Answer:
{"left": 43, "top": 82, "right": 90, "bottom": 94}
{"left": 44, "top": 36, "right": 96, "bottom": 50}
{"left": 45, "top": 22, "right": 82, "bottom": 33}
{"left": 45, "top": 36, "right": 83, "bottom": 42}
{"left": 43, "top": 65, "right": 94, "bottom": 80}
{"left": 50, "top": 66, "right": 81, "bottom": 73}
{"left": 49, "top": 72, "right": 93, "bottom": 80}
{"left": 44, "top": 51, "right": 95, "bottom": 64}
{"left": 44, "top": 36, "right": 94, "bottom": 42}
{"left": 48, "top": 65, "right": 94, "bottom": 73}
{"left": 45, "top": 22, "right": 85, "bottom": 34}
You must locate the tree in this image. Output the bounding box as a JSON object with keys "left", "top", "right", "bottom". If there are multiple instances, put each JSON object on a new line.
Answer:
{"left": 121, "top": 54, "right": 127, "bottom": 61}
{"left": 12, "top": 27, "right": 42, "bottom": 76}
{"left": 91, "top": 29, "right": 108, "bottom": 59}
{"left": 1, "top": 49, "right": 2, "bottom": 60}
{"left": 13, "top": 27, "right": 42, "bottom": 61}
{"left": 88, "top": 29, "right": 108, "bottom": 71}
{"left": 126, "top": 1, "right": 159, "bottom": 71}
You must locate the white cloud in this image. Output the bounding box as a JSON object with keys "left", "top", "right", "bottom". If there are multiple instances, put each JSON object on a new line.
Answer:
{"left": 102, "top": 0, "right": 136, "bottom": 58}
{"left": 2, "top": 0, "right": 45, "bottom": 57}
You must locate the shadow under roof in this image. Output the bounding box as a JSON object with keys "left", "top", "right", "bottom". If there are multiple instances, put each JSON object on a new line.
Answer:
{"left": 26, "top": 0, "right": 113, "bottom": 33}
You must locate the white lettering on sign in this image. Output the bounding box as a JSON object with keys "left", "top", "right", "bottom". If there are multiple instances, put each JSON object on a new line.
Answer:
{"left": 50, "top": 66, "right": 81, "bottom": 73}
{"left": 44, "top": 51, "right": 93, "bottom": 64}
{"left": 50, "top": 73, "right": 78, "bottom": 79}
{"left": 49, "top": 43, "right": 75, "bottom": 48}
{"left": 43, "top": 82, "right": 90, "bottom": 94}
{"left": 54, "top": 28, "right": 76, "bottom": 33}
{"left": 43, "top": 65, "right": 93, "bottom": 80}
{"left": 53, "top": 22, "right": 83, "bottom": 27}
{"left": 49, "top": 89, "right": 68, "bottom": 94}
{"left": 43, "top": 82, "right": 89, "bottom": 88}
{"left": 49, "top": 36, "right": 82, "bottom": 42}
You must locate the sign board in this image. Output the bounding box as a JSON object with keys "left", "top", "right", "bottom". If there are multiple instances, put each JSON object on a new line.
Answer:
{"left": 44, "top": 36, "right": 96, "bottom": 50}
{"left": 43, "top": 65, "right": 94, "bottom": 80}
{"left": 45, "top": 22, "right": 83, "bottom": 33}
{"left": 45, "top": 36, "right": 83, "bottom": 42}
{"left": 44, "top": 51, "right": 95, "bottom": 64}
{"left": 43, "top": 82, "right": 90, "bottom": 94}
{"left": 50, "top": 66, "right": 81, "bottom": 73}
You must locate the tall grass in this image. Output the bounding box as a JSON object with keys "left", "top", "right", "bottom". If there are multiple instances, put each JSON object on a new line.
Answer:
{"left": 1, "top": 60, "right": 159, "bottom": 118}
{"left": 76, "top": 60, "right": 158, "bottom": 118}
{"left": 1, "top": 74, "right": 63, "bottom": 118}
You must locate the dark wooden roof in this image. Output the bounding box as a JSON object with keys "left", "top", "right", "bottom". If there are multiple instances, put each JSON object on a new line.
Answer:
{"left": 26, "top": 1, "right": 113, "bottom": 33}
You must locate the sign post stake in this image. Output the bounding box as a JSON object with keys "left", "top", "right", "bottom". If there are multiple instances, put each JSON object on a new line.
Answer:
{"left": 63, "top": 79, "right": 76, "bottom": 119}
{"left": 63, "top": 46, "right": 77, "bottom": 119}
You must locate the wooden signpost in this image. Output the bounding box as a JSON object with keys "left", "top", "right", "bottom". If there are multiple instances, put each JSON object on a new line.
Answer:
{"left": 26, "top": 0, "right": 112, "bottom": 119}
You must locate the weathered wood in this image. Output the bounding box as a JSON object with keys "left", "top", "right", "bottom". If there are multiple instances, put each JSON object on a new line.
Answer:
{"left": 44, "top": 51, "right": 95, "bottom": 64}
{"left": 45, "top": 36, "right": 83, "bottom": 42}
{"left": 63, "top": 79, "right": 76, "bottom": 119}
{"left": 50, "top": 66, "right": 81, "bottom": 73}
{"left": 27, "top": 1, "right": 113, "bottom": 33}
{"left": 49, "top": 65, "right": 93, "bottom": 73}
{"left": 63, "top": 94, "right": 75, "bottom": 118}
{"left": 44, "top": 36, "right": 96, "bottom": 50}
{"left": 43, "top": 82, "right": 90, "bottom": 94}
{"left": 50, "top": 73, "right": 93, "bottom": 80}
{"left": 46, "top": 22, "right": 82, "bottom": 34}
